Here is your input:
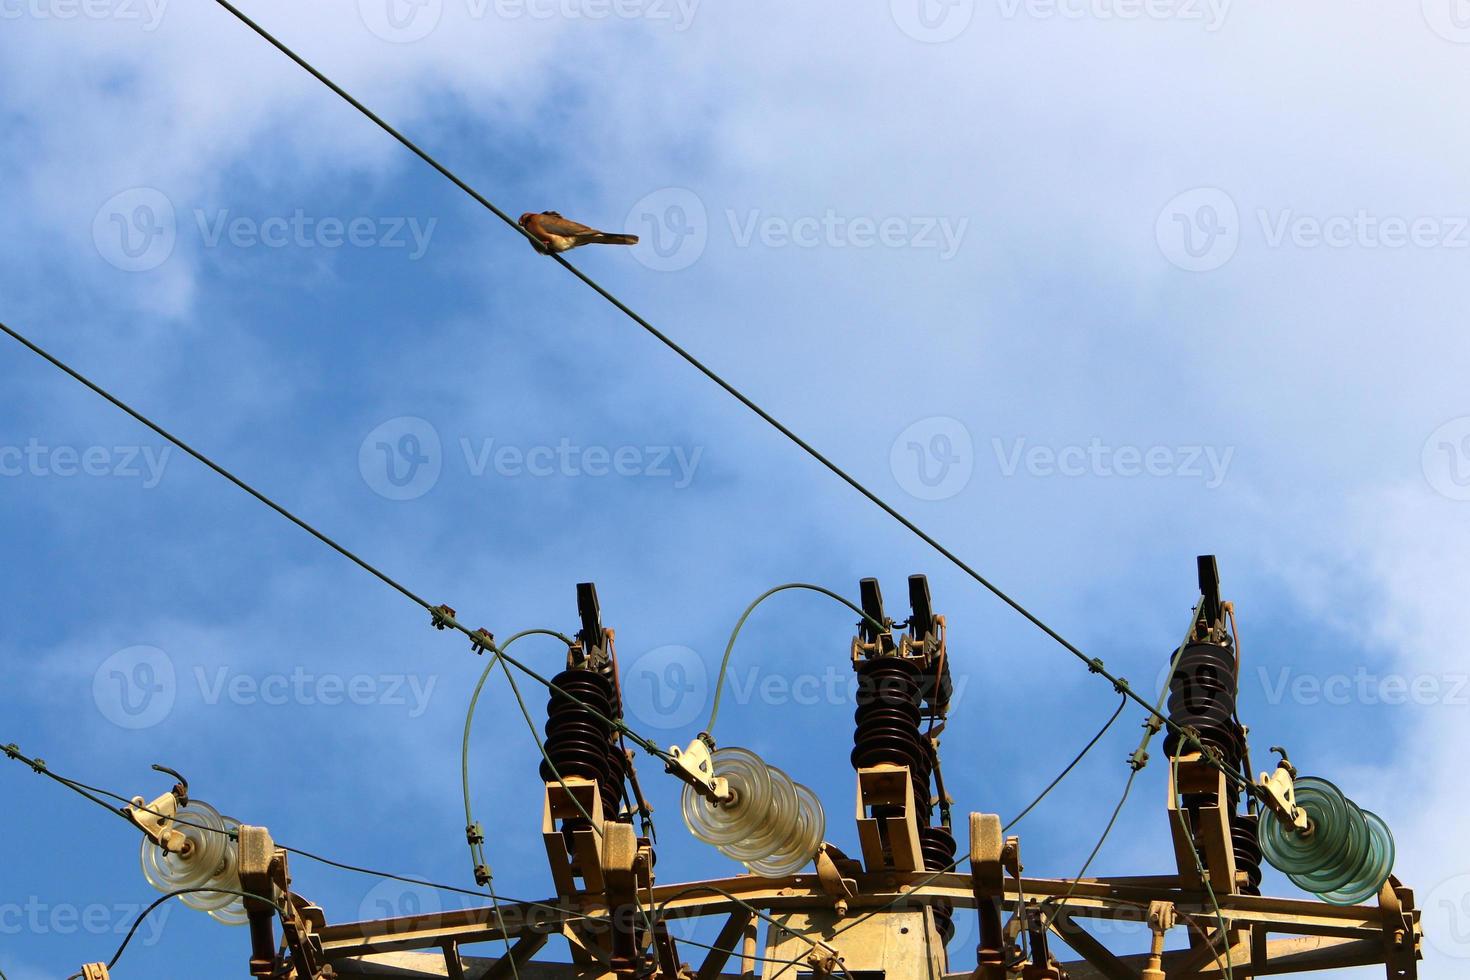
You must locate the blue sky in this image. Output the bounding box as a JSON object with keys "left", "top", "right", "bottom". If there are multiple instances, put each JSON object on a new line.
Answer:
{"left": 2, "top": 1, "right": 1469, "bottom": 976}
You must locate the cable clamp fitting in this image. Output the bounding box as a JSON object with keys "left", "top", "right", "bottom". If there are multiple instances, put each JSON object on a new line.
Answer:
{"left": 1086, "top": 658, "right": 1106, "bottom": 675}
{"left": 469, "top": 629, "right": 495, "bottom": 655}
{"left": 466, "top": 823, "right": 485, "bottom": 846}
{"left": 2, "top": 743, "right": 19, "bottom": 760}
{"left": 473, "top": 864, "right": 492, "bottom": 887}
{"left": 666, "top": 733, "right": 732, "bottom": 804}
{"left": 430, "top": 604, "right": 457, "bottom": 631}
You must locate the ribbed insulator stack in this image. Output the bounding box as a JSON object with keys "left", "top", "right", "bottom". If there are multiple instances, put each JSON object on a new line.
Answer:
{"left": 1232, "top": 813, "right": 1264, "bottom": 896}
{"left": 851, "top": 657, "right": 933, "bottom": 822}
{"left": 1162, "top": 638, "right": 1264, "bottom": 895}
{"left": 919, "top": 825, "right": 957, "bottom": 944}
{"left": 1163, "top": 639, "right": 1243, "bottom": 764}
{"left": 541, "top": 667, "right": 626, "bottom": 819}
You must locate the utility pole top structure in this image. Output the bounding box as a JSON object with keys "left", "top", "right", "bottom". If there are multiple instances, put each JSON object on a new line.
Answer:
{"left": 105, "top": 562, "right": 1419, "bottom": 980}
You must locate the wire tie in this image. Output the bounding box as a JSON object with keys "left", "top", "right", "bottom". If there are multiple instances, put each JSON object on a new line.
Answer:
{"left": 430, "top": 604, "right": 457, "bottom": 630}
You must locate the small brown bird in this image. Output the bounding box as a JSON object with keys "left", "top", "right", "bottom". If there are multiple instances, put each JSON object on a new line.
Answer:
{"left": 518, "top": 211, "right": 639, "bottom": 255}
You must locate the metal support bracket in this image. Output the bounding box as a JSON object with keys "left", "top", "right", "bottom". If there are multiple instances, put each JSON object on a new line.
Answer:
{"left": 666, "top": 735, "right": 731, "bottom": 804}
{"left": 1258, "top": 758, "right": 1311, "bottom": 834}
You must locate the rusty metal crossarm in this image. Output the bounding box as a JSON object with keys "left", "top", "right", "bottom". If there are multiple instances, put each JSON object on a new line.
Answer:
{"left": 314, "top": 872, "right": 1409, "bottom": 962}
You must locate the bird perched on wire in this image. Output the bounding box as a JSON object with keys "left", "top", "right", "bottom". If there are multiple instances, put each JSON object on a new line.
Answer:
{"left": 518, "top": 211, "right": 640, "bottom": 255}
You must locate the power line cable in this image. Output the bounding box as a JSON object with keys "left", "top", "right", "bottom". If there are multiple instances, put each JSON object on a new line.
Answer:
{"left": 1003, "top": 692, "right": 1127, "bottom": 832}
{"left": 0, "top": 743, "right": 576, "bottom": 914}
{"left": 707, "top": 583, "right": 885, "bottom": 735}
{"left": 193, "top": 2, "right": 1252, "bottom": 794}
{"left": 65, "top": 887, "right": 287, "bottom": 979}
{"left": 0, "top": 319, "right": 685, "bottom": 774}
{"left": 1040, "top": 766, "right": 1140, "bottom": 929}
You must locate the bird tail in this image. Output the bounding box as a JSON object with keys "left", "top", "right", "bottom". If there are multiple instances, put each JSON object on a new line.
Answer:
{"left": 588, "top": 233, "right": 639, "bottom": 247}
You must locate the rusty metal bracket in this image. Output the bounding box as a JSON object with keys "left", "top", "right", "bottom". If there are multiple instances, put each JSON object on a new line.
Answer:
{"left": 816, "top": 843, "right": 858, "bottom": 915}
{"left": 1141, "top": 901, "right": 1177, "bottom": 980}
{"left": 1379, "top": 877, "right": 1420, "bottom": 979}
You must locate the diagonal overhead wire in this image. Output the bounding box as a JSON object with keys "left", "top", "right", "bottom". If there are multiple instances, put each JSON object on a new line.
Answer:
{"left": 0, "top": 320, "right": 679, "bottom": 766}
{"left": 197, "top": 0, "right": 1250, "bottom": 793}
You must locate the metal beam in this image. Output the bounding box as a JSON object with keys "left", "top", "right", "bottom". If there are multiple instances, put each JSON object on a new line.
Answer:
{"left": 697, "top": 911, "right": 754, "bottom": 980}
{"left": 1048, "top": 911, "right": 1136, "bottom": 980}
